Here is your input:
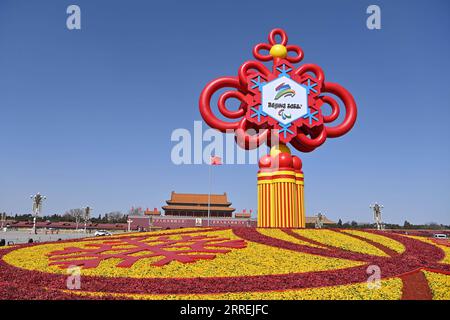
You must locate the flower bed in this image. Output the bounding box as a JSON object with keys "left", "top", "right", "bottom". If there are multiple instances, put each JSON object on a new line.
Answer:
{"left": 290, "top": 229, "right": 389, "bottom": 257}
{"left": 0, "top": 227, "right": 449, "bottom": 300}
{"left": 341, "top": 230, "right": 405, "bottom": 254}
{"left": 60, "top": 277, "right": 403, "bottom": 300}
{"left": 423, "top": 271, "right": 450, "bottom": 300}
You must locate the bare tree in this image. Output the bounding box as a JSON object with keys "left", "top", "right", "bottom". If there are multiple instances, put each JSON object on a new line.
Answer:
{"left": 105, "top": 211, "right": 124, "bottom": 223}
{"left": 64, "top": 208, "right": 84, "bottom": 230}
{"left": 83, "top": 206, "right": 92, "bottom": 233}
{"left": 1, "top": 212, "right": 6, "bottom": 229}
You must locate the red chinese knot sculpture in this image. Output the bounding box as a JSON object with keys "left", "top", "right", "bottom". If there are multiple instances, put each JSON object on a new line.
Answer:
{"left": 199, "top": 28, "right": 357, "bottom": 152}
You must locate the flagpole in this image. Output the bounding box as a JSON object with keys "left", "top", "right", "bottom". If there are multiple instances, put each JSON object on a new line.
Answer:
{"left": 208, "top": 160, "right": 212, "bottom": 227}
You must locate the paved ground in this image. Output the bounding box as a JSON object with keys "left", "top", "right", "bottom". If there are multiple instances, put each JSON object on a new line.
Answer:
{"left": 0, "top": 230, "right": 123, "bottom": 245}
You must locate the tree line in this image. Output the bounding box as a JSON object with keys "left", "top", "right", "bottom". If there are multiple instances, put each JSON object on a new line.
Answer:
{"left": 2, "top": 211, "right": 449, "bottom": 230}
{"left": 0, "top": 210, "right": 129, "bottom": 224}
{"left": 306, "top": 219, "right": 450, "bottom": 230}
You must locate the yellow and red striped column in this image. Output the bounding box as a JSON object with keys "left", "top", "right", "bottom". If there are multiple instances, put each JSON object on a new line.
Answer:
{"left": 257, "top": 145, "right": 305, "bottom": 228}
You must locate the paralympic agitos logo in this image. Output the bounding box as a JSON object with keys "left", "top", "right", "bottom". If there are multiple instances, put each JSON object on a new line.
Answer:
{"left": 278, "top": 108, "right": 291, "bottom": 120}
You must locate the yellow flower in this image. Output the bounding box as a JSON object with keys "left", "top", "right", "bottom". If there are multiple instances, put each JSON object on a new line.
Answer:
{"left": 341, "top": 230, "right": 405, "bottom": 254}
{"left": 60, "top": 278, "right": 403, "bottom": 300}
{"left": 292, "top": 229, "right": 388, "bottom": 256}
{"left": 423, "top": 271, "right": 450, "bottom": 300}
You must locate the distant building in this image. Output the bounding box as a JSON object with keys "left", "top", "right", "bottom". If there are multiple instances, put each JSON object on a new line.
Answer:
{"left": 162, "top": 192, "right": 235, "bottom": 218}
{"left": 129, "top": 192, "right": 335, "bottom": 231}
{"left": 234, "top": 209, "right": 252, "bottom": 219}
{"left": 129, "top": 215, "right": 257, "bottom": 231}
{"left": 144, "top": 208, "right": 161, "bottom": 216}
{"left": 305, "top": 215, "right": 336, "bottom": 225}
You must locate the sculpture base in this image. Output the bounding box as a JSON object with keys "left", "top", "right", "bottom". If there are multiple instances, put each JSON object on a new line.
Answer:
{"left": 257, "top": 145, "right": 305, "bottom": 228}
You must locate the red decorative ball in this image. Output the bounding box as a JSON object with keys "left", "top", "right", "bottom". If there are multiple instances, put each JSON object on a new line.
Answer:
{"left": 292, "top": 156, "right": 303, "bottom": 172}
{"left": 276, "top": 152, "right": 293, "bottom": 169}
{"left": 258, "top": 155, "right": 272, "bottom": 169}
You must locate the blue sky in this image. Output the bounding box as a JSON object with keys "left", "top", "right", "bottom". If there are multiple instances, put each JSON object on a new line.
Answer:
{"left": 0, "top": 0, "right": 449, "bottom": 224}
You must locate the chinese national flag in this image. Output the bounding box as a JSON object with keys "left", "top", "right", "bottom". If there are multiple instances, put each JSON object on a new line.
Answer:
{"left": 210, "top": 156, "right": 222, "bottom": 165}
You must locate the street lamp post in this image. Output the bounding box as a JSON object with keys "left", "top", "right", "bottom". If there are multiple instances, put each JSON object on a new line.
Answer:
{"left": 30, "top": 192, "right": 46, "bottom": 235}
{"left": 127, "top": 218, "right": 133, "bottom": 232}
{"left": 83, "top": 206, "right": 91, "bottom": 233}
{"left": 315, "top": 212, "right": 324, "bottom": 229}
{"left": 370, "top": 203, "right": 384, "bottom": 230}
{"left": 0, "top": 212, "right": 6, "bottom": 230}
{"left": 148, "top": 215, "right": 153, "bottom": 231}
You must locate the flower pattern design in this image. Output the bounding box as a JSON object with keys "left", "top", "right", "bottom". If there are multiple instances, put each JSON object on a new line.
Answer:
{"left": 1, "top": 227, "right": 449, "bottom": 300}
